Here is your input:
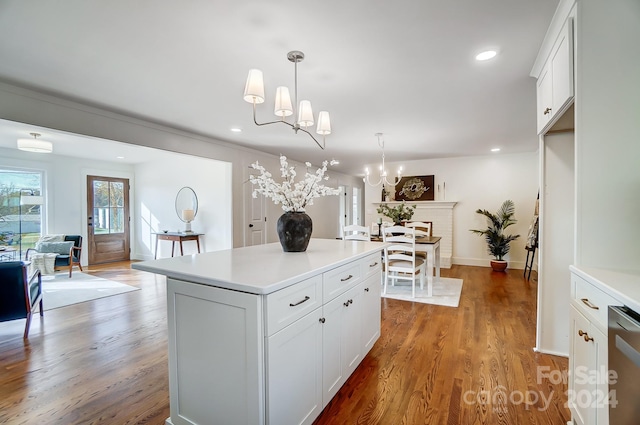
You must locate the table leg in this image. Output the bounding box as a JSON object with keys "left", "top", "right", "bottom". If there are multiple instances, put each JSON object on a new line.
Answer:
{"left": 426, "top": 245, "right": 434, "bottom": 297}
{"left": 179, "top": 241, "right": 184, "bottom": 256}
{"left": 154, "top": 235, "right": 159, "bottom": 259}
{"left": 171, "top": 241, "right": 175, "bottom": 257}
{"left": 196, "top": 237, "right": 201, "bottom": 253}
{"left": 435, "top": 242, "right": 441, "bottom": 280}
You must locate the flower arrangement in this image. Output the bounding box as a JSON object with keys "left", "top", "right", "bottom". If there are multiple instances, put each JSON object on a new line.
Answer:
{"left": 377, "top": 202, "right": 416, "bottom": 224}
{"left": 250, "top": 155, "right": 340, "bottom": 212}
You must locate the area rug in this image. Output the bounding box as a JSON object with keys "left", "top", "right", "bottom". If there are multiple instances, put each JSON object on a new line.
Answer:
{"left": 41, "top": 272, "right": 139, "bottom": 310}
{"left": 381, "top": 277, "right": 463, "bottom": 307}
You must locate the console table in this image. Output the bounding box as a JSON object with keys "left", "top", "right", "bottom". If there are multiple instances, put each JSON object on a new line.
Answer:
{"left": 154, "top": 232, "right": 202, "bottom": 259}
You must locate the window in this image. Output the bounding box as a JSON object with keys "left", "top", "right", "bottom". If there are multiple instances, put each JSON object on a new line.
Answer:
{"left": 0, "top": 169, "right": 44, "bottom": 258}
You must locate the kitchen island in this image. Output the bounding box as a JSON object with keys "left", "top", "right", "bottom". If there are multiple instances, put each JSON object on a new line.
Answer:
{"left": 132, "top": 238, "right": 385, "bottom": 425}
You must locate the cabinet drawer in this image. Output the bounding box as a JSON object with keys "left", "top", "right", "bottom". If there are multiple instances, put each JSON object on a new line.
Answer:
{"left": 572, "top": 273, "right": 621, "bottom": 329}
{"left": 361, "top": 252, "right": 382, "bottom": 279}
{"left": 266, "top": 275, "right": 322, "bottom": 336}
{"left": 323, "top": 261, "right": 362, "bottom": 302}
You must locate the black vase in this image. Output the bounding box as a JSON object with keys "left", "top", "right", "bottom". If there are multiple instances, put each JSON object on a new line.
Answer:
{"left": 276, "top": 212, "right": 313, "bottom": 252}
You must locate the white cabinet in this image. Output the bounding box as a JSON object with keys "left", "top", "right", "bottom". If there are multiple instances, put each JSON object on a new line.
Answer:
{"left": 134, "top": 239, "right": 385, "bottom": 425}
{"left": 322, "top": 283, "right": 363, "bottom": 404}
{"left": 267, "top": 308, "right": 323, "bottom": 425}
{"left": 569, "top": 305, "right": 608, "bottom": 425}
{"left": 362, "top": 274, "right": 382, "bottom": 352}
{"left": 569, "top": 271, "right": 619, "bottom": 425}
{"left": 266, "top": 252, "right": 381, "bottom": 425}
{"left": 536, "top": 17, "right": 574, "bottom": 134}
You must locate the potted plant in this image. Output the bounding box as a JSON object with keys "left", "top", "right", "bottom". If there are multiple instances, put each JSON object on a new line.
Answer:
{"left": 377, "top": 202, "right": 416, "bottom": 225}
{"left": 470, "top": 199, "right": 520, "bottom": 272}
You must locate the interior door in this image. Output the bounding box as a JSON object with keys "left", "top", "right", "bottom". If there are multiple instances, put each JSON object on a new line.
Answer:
{"left": 87, "top": 175, "right": 130, "bottom": 264}
{"left": 245, "top": 169, "right": 266, "bottom": 246}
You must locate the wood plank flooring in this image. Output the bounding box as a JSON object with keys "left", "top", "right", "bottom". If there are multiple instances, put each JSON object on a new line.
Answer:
{"left": 0, "top": 263, "right": 570, "bottom": 425}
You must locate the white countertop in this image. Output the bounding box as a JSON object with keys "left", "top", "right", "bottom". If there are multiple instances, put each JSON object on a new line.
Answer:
{"left": 132, "top": 238, "right": 386, "bottom": 295}
{"left": 570, "top": 265, "right": 640, "bottom": 313}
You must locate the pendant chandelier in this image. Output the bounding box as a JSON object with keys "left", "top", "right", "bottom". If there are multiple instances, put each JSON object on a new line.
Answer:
{"left": 243, "top": 50, "right": 331, "bottom": 150}
{"left": 364, "top": 133, "right": 402, "bottom": 187}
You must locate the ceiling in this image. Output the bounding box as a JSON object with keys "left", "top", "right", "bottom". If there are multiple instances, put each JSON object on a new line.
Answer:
{"left": 0, "top": 0, "right": 559, "bottom": 175}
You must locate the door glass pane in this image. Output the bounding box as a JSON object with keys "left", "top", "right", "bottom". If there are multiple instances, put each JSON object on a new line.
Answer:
{"left": 110, "top": 207, "right": 124, "bottom": 234}
{"left": 93, "top": 207, "right": 109, "bottom": 234}
{"left": 110, "top": 182, "right": 124, "bottom": 207}
{"left": 93, "top": 181, "right": 109, "bottom": 207}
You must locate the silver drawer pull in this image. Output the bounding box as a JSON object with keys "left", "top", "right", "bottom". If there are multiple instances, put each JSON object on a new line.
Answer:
{"left": 289, "top": 296, "right": 310, "bottom": 307}
{"left": 580, "top": 298, "right": 600, "bottom": 310}
{"left": 340, "top": 274, "right": 353, "bottom": 282}
{"left": 364, "top": 287, "right": 370, "bottom": 292}
{"left": 369, "top": 262, "right": 378, "bottom": 267}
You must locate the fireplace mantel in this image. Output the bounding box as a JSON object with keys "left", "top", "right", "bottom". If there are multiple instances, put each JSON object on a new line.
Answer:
{"left": 373, "top": 201, "right": 457, "bottom": 209}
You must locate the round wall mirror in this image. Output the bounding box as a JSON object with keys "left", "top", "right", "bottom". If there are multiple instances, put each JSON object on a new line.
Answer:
{"left": 175, "top": 187, "right": 198, "bottom": 232}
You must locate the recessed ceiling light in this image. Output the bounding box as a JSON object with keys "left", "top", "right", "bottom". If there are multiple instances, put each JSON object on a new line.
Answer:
{"left": 330, "top": 159, "right": 340, "bottom": 165}
{"left": 230, "top": 128, "right": 242, "bottom": 133}
{"left": 491, "top": 148, "right": 501, "bottom": 152}
{"left": 117, "top": 156, "right": 125, "bottom": 159}
{"left": 476, "top": 50, "right": 497, "bottom": 61}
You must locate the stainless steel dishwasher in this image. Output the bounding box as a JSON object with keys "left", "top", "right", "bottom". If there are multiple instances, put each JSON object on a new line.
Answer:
{"left": 608, "top": 305, "right": 640, "bottom": 423}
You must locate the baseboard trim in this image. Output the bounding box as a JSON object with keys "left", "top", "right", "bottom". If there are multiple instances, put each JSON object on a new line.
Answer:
{"left": 533, "top": 346, "right": 569, "bottom": 358}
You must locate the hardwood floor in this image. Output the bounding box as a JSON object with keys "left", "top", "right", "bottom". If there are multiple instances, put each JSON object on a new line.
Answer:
{"left": 0, "top": 263, "right": 570, "bottom": 425}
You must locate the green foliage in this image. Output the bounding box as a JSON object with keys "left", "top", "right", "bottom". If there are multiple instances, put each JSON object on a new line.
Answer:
{"left": 470, "top": 199, "right": 520, "bottom": 261}
{"left": 376, "top": 202, "right": 416, "bottom": 224}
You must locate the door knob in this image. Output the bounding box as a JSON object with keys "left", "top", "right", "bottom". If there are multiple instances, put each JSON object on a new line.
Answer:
{"left": 249, "top": 224, "right": 254, "bottom": 228}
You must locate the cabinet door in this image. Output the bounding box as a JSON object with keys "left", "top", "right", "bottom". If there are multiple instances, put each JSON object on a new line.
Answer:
{"left": 167, "top": 279, "right": 263, "bottom": 425}
{"left": 322, "top": 285, "right": 363, "bottom": 406}
{"left": 537, "top": 64, "right": 553, "bottom": 133}
{"left": 593, "top": 326, "right": 609, "bottom": 425}
{"left": 344, "top": 284, "right": 363, "bottom": 377}
{"left": 551, "top": 18, "right": 574, "bottom": 115}
{"left": 570, "top": 306, "right": 595, "bottom": 425}
{"left": 267, "top": 308, "right": 323, "bottom": 425}
{"left": 362, "top": 274, "right": 381, "bottom": 353}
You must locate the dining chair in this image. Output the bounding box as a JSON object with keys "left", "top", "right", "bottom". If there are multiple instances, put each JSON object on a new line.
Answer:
{"left": 382, "top": 226, "right": 425, "bottom": 298}
{"left": 405, "top": 221, "right": 432, "bottom": 261}
{"left": 343, "top": 224, "right": 371, "bottom": 241}
{"left": 405, "top": 221, "right": 432, "bottom": 237}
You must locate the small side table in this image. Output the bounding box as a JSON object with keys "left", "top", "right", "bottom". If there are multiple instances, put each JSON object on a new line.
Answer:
{"left": 154, "top": 232, "right": 203, "bottom": 259}
{"left": 0, "top": 247, "right": 18, "bottom": 262}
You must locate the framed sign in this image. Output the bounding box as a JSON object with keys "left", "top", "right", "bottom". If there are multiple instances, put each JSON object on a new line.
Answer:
{"left": 394, "top": 175, "right": 434, "bottom": 201}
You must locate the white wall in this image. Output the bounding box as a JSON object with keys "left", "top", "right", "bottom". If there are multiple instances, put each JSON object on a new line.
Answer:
{"left": 134, "top": 154, "right": 232, "bottom": 259}
{"left": 575, "top": 0, "right": 640, "bottom": 271}
{"left": 364, "top": 152, "right": 539, "bottom": 269}
{"left": 537, "top": 131, "right": 575, "bottom": 356}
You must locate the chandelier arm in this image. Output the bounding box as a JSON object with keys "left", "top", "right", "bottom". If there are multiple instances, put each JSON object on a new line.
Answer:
{"left": 364, "top": 174, "right": 383, "bottom": 187}
{"left": 252, "top": 102, "right": 295, "bottom": 128}
{"left": 297, "top": 127, "right": 325, "bottom": 150}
